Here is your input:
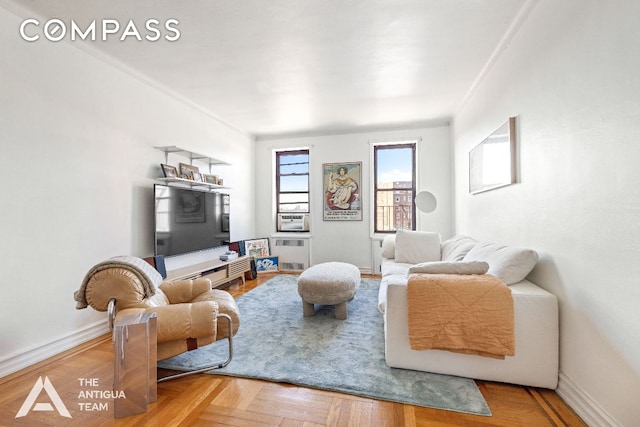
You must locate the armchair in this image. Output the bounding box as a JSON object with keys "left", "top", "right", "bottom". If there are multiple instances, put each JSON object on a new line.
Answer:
{"left": 75, "top": 256, "right": 240, "bottom": 381}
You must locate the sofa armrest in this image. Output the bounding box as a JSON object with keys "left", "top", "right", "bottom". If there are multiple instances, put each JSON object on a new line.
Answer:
{"left": 191, "top": 289, "right": 240, "bottom": 338}
{"left": 384, "top": 280, "right": 559, "bottom": 389}
{"left": 159, "top": 278, "right": 212, "bottom": 304}
{"left": 116, "top": 300, "right": 219, "bottom": 344}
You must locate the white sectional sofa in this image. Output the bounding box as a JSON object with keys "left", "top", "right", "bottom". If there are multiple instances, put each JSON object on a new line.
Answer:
{"left": 379, "top": 231, "right": 559, "bottom": 389}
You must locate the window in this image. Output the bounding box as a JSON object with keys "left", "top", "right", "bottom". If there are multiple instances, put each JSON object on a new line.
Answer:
{"left": 373, "top": 142, "right": 416, "bottom": 233}
{"left": 276, "top": 149, "right": 309, "bottom": 214}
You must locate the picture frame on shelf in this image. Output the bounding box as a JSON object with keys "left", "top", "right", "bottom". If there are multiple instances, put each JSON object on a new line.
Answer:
{"left": 191, "top": 171, "right": 203, "bottom": 182}
{"left": 256, "top": 256, "right": 279, "bottom": 273}
{"left": 178, "top": 163, "right": 200, "bottom": 181}
{"left": 203, "top": 174, "right": 219, "bottom": 185}
{"left": 161, "top": 164, "right": 178, "bottom": 178}
{"left": 243, "top": 238, "right": 270, "bottom": 259}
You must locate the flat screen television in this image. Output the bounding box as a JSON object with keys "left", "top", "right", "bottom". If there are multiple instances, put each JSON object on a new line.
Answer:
{"left": 154, "top": 184, "right": 230, "bottom": 257}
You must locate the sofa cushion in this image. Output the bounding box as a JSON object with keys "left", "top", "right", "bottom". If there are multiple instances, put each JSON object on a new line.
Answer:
{"left": 463, "top": 242, "right": 538, "bottom": 285}
{"left": 408, "top": 260, "right": 489, "bottom": 275}
{"left": 394, "top": 230, "right": 441, "bottom": 265}
{"left": 441, "top": 235, "right": 477, "bottom": 261}
{"left": 381, "top": 257, "right": 412, "bottom": 277}
{"left": 381, "top": 235, "right": 396, "bottom": 259}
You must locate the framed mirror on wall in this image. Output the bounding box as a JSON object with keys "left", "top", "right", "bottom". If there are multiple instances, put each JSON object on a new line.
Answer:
{"left": 469, "top": 117, "right": 517, "bottom": 194}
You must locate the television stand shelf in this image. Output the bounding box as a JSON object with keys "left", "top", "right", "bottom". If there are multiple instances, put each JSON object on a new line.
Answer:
{"left": 166, "top": 255, "right": 251, "bottom": 289}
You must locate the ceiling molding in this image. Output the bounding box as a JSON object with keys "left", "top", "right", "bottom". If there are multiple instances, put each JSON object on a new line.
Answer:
{"left": 255, "top": 118, "right": 451, "bottom": 142}
{"left": 455, "top": 0, "right": 539, "bottom": 117}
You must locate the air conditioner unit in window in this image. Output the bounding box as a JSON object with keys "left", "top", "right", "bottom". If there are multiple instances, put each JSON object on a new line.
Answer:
{"left": 277, "top": 213, "right": 310, "bottom": 232}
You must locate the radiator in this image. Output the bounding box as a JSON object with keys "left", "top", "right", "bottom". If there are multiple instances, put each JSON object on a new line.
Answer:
{"left": 270, "top": 237, "right": 310, "bottom": 271}
{"left": 371, "top": 237, "right": 384, "bottom": 274}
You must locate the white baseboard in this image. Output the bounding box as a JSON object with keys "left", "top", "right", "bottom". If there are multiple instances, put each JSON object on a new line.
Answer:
{"left": 557, "top": 371, "right": 620, "bottom": 427}
{"left": 0, "top": 321, "right": 109, "bottom": 378}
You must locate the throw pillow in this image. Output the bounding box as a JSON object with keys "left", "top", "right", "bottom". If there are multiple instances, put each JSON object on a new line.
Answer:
{"left": 441, "top": 235, "right": 477, "bottom": 261}
{"left": 408, "top": 260, "right": 489, "bottom": 275}
{"left": 394, "top": 230, "right": 441, "bottom": 264}
{"left": 381, "top": 235, "right": 396, "bottom": 259}
{"left": 464, "top": 242, "right": 538, "bottom": 285}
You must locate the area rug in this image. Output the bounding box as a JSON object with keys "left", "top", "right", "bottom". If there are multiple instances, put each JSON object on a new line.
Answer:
{"left": 158, "top": 274, "right": 491, "bottom": 416}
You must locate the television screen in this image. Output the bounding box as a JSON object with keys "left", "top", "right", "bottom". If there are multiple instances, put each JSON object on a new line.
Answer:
{"left": 154, "top": 184, "right": 230, "bottom": 257}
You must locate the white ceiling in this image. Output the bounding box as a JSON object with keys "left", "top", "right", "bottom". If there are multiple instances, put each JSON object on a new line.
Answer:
{"left": 5, "top": 0, "right": 530, "bottom": 139}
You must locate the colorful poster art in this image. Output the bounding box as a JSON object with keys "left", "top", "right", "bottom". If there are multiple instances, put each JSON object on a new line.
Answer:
{"left": 322, "top": 162, "right": 362, "bottom": 221}
{"left": 243, "top": 238, "right": 270, "bottom": 259}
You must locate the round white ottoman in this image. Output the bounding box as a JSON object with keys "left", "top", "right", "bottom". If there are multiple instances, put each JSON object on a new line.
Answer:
{"left": 297, "top": 262, "right": 361, "bottom": 320}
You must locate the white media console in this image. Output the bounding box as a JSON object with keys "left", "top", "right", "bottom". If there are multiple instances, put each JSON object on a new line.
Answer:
{"left": 166, "top": 255, "right": 251, "bottom": 288}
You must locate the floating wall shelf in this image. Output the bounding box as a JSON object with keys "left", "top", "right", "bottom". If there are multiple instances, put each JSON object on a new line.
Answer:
{"left": 156, "top": 177, "right": 230, "bottom": 191}
{"left": 155, "top": 145, "right": 231, "bottom": 167}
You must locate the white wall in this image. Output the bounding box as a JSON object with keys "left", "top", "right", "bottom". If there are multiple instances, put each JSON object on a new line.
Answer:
{"left": 0, "top": 6, "right": 254, "bottom": 375}
{"left": 452, "top": 1, "right": 640, "bottom": 425}
{"left": 255, "top": 126, "right": 452, "bottom": 271}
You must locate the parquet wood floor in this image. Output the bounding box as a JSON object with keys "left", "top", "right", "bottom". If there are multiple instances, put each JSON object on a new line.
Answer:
{"left": 0, "top": 273, "right": 585, "bottom": 426}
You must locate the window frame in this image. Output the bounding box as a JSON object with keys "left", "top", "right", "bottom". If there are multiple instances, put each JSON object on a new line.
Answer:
{"left": 373, "top": 142, "right": 417, "bottom": 234}
{"left": 275, "top": 148, "right": 310, "bottom": 215}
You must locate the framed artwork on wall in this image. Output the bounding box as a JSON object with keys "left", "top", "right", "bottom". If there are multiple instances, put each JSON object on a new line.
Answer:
{"left": 469, "top": 117, "right": 517, "bottom": 194}
{"left": 322, "top": 162, "right": 362, "bottom": 221}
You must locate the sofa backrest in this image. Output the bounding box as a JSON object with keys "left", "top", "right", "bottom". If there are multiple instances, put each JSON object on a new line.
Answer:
{"left": 394, "top": 230, "right": 441, "bottom": 264}
{"left": 462, "top": 241, "right": 539, "bottom": 285}
{"left": 441, "top": 235, "right": 539, "bottom": 285}
{"left": 383, "top": 233, "right": 539, "bottom": 285}
{"left": 441, "top": 235, "right": 477, "bottom": 261}
{"left": 381, "top": 231, "right": 441, "bottom": 264}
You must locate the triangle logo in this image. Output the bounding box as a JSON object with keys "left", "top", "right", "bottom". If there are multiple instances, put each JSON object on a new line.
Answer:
{"left": 15, "top": 376, "right": 71, "bottom": 418}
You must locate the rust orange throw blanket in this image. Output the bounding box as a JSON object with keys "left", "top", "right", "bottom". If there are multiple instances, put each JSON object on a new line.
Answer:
{"left": 407, "top": 273, "right": 515, "bottom": 359}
